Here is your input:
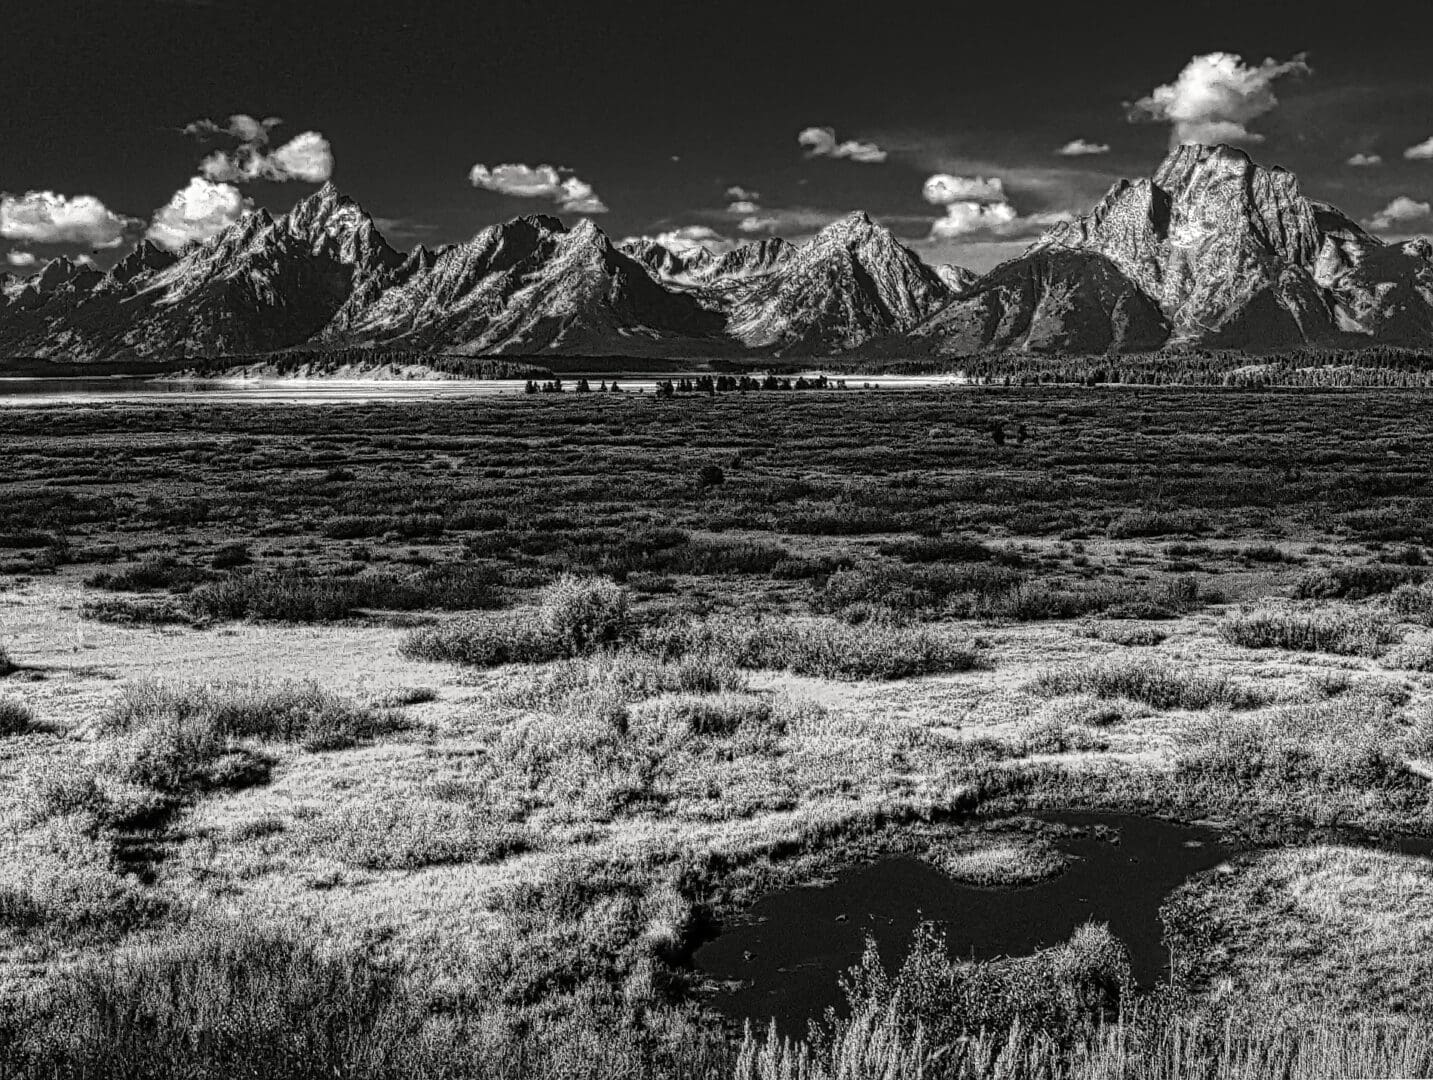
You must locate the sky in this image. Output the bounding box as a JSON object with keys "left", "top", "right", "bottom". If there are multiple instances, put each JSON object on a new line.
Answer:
{"left": 3, "top": 0, "right": 1433, "bottom": 275}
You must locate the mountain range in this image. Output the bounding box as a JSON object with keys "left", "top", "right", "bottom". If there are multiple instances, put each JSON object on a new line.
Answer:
{"left": 3, "top": 143, "right": 1431, "bottom": 364}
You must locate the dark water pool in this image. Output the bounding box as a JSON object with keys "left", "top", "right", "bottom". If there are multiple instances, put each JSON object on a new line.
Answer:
{"left": 694, "top": 812, "right": 1433, "bottom": 1034}
{"left": 692, "top": 813, "right": 1238, "bottom": 1033}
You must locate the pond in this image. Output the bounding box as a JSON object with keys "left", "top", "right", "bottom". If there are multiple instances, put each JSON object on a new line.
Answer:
{"left": 693, "top": 812, "right": 1433, "bottom": 1035}
{"left": 692, "top": 813, "right": 1239, "bottom": 1034}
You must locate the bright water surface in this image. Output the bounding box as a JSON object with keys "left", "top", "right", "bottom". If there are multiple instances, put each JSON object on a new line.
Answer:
{"left": 0, "top": 374, "right": 969, "bottom": 406}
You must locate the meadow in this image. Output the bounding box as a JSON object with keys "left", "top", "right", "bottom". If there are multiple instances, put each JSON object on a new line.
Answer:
{"left": 5, "top": 385, "right": 1433, "bottom": 1076}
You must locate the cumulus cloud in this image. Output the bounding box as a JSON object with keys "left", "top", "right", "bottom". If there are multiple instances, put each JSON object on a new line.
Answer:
{"left": 5, "top": 250, "right": 37, "bottom": 268}
{"left": 646, "top": 225, "right": 737, "bottom": 257}
{"left": 201, "top": 131, "right": 334, "bottom": 183}
{"left": 186, "top": 113, "right": 334, "bottom": 183}
{"left": 727, "top": 199, "right": 760, "bottom": 214}
{"left": 146, "top": 177, "right": 251, "bottom": 251}
{"left": 922, "top": 174, "right": 1006, "bottom": 205}
{"left": 0, "top": 190, "right": 137, "bottom": 248}
{"left": 797, "top": 126, "right": 888, "bottom": 163}
{"left": 468, "top": 163, "right": 608, "bottom": 213}
{"left": 1128, "top": 51, "right": 1310, "bottom": 147}
{"left": 920, "top": 172, "right": 1070, "bottom": 241}
{"left": 737, "top": 216, "right": 782, "bottom": 233}
{"left": 1057, "top": 139, "right": 1110, "bottom": 156}
{"left": 725, "top": 185, "right": 759, "bottom": 201}
{"left": 1347, "top": 152, "right": 1383, "bottom": 167}
{"left": 1364, "top": 195, "right": 1432, "bottom": 234}
{"left": 1404, "top": 137, "right": 1433, "bottom": 161}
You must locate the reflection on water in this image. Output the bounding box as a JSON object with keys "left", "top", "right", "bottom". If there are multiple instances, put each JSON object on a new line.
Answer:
{"left": 0, "top": 373, "right": 970, "bottom": 406}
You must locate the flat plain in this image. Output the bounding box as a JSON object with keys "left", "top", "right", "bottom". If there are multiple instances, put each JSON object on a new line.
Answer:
{"left": 6, "top": 385, "right": 1433, "bottom": 1077}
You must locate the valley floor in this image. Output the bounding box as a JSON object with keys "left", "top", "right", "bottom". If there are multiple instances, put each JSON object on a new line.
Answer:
{"left": 4, "top": 387, "right": 1433, "bottom": 1076}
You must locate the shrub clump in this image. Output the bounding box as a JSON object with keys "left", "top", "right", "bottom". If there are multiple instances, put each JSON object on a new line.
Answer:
{"left": 1218, "top": 603, "right": 1401, "bottom": 657}
{"left": 188, "top": 564, "right": 499, "bottom": 623}
{"left": 1296, "top": 564, "right": 1424, "bottom": 601}
{"left": 402, "top": 574, "right": 628, "bottom": 667}
{"left": 645, "top": 615, "right": 982, "bottom": 681}
{"left": 1030, "top": 658, "right": 1264, "bottom": 711}
{"left": 0, "top": 695, "right": 39, "bottom": 736}
{"left": 305, "top": 800, "right": 526, "bottom": 871}
{"left": 99, "top": 678, "right": 404, "bottom": 794}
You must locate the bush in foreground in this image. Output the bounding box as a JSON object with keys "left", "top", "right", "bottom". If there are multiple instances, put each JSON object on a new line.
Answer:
{"left": 1218, "top": 603, "right": 1400, "bottom": 657}
{"left": 0, "top": 695, "right": 38, "bottom": 736}
{"left": 99, "top": 678, "right": 404, "bottom": 794}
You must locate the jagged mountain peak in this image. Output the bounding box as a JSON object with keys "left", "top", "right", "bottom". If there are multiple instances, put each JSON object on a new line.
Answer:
{"left": 1030, "top": 142, "right": 1386, "bottom": 346}
{"left": 811, "top": 209, "right": 880, "bottom": 247}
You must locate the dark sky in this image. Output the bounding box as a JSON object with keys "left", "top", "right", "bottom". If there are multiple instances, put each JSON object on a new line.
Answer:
{"left": 3, "top": 0, "right": 1432, "bottom": 272}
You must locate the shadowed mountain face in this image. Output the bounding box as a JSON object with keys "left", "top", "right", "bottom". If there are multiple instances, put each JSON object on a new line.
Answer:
{"left": 2, "top": 145, "right": 1431, "bottom": 362}
{"left": 908, "top": 248, "right": 1171, "bottom": 355}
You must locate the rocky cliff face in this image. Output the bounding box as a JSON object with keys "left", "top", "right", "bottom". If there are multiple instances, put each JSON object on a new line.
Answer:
{"left": 1029, "top": 143, "right": 1394, "bottom": 348}
{"left": 723, "top": 212, "right": 952, "bottom": 353}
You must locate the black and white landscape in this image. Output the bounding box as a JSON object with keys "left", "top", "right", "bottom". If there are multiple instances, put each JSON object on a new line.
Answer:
{"left": 3, "top": 144, "right": 1432, "bottom": 363}
{"left": 6, "top": 3, "right": 1433, "bottom": 1079}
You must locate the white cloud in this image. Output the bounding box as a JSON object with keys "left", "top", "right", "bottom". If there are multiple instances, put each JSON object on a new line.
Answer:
{"left": 725, "top": 185, "right": 759, "bottom": 201}
{"left": 922, "top": 174, "right": 1006, "bottom": 204}
{"left": 186, "top": 114, "right": 333, "bottom": 183}
{"left": 146, "top": 177, "right": 251, "bottom": 251}
{"left": 184, "top": 113, "right": 284, "bottom": 144}
{"left": 928, "top": 201, "right": 1072, "bottom": 241}
{"left": 1364, "top": 195, "right": 1432, "bottom": 233}
{"left": 727, "top": 199, "right": 760, "bottom": 214}
{"left": 1128, "top": 51, "right": 1310, "bottom": 147}
{"left": 797, "top": 126, "right": 888, "bottom": 163}
{"left": 1057, "top": 139, "right": 1111, "bottom": 156}
{"left": 1405, "top": 137, "right": 1433, "bottom": 161}
{"left": 200, "top": 130, "right": 334, "bottom": 183}
{"left": 733, "top": 206, "right": 844, "bottom": 235}
{"left": 468, "top": 163, "right": 609, "bottom": 213}
{"left": 920, "top": 172, "right": 1071, "bottom": 241}
{"left": 0, "top": 190, "right": 137, "bottom": 248}
{"left": 5, "top": 250, "right": 36, "bottom": 268}
{"left": 929, "top": 201, "right": 1019, "bottom": 239}
{"left": 644, "top": 225, "right": 737, "bottom": 257}
{"left": 738, "top": 216, "right": 782, "bottom": 234}
{"left": 1347, "top": 152, "right": 1383, "bottom": 167}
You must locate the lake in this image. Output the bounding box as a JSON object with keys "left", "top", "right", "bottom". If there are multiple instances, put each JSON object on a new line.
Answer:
{"left": 0, "top": 373, "right": 971, "bottom": 406}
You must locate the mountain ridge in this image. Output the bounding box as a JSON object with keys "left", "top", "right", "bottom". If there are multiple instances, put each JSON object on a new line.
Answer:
{"left": 3, "top": 145, "right": 1431, "bottom": 364}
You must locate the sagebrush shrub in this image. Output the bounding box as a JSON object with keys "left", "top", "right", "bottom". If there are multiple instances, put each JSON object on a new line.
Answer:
{"left": 1030, "top": 658, "right": 1264, "bottom": 711}
{"left": 0, "top": 695, "right": 37, "bottom": 736}
{"left": 1218, "top": 603, "right": 1400, "bottom": 657}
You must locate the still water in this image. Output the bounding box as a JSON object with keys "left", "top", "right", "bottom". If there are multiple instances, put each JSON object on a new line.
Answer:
{"left": 0, "top": 374, "right": 969, "bottom": 406}
{"left": 692, "top": 813, "right": 1433, "bottom": 1035}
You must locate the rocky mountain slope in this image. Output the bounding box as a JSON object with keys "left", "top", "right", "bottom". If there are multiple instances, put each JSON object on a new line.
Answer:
{"left": 723, "top": 212, "right": 953, "bottom": 353}
{"left": 3, "top": 145, "right": 1431, "bottom": 363}
{"left": 1026, "top": 143, "right": 1430, "bottom": 349}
